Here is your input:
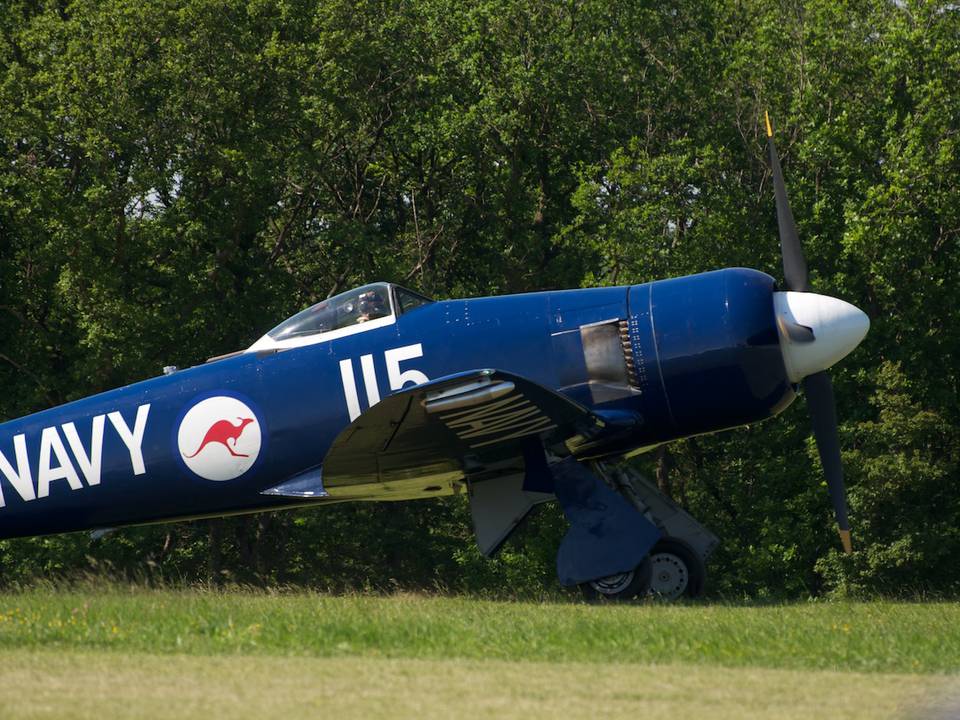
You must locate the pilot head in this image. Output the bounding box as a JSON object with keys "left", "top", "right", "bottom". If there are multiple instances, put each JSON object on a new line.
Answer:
{"left": 357, "top": 290, "right": 386, "bottom": 323}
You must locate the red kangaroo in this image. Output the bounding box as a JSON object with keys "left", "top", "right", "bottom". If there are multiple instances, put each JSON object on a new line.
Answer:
{"left": 185, "top": 417, "right": 255, "bottom": 458}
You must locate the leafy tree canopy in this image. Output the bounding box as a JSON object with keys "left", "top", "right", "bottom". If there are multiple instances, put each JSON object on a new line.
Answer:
{"left": 1, "top": 0, "right": 957, "bottom": 597}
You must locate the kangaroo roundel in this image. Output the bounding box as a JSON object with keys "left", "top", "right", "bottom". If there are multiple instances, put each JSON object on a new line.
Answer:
{"left": 177, "top": 396, "right": 263, "bottom": 481}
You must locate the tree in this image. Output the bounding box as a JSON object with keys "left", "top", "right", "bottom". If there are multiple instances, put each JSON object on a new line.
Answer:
{"left": 1, "top": 0, "right": 958, "bottom": 596}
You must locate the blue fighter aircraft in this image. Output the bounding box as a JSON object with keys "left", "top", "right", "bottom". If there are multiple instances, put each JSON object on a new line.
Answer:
{"left": 0, "top": 118, "right": 869, "bottom": 600}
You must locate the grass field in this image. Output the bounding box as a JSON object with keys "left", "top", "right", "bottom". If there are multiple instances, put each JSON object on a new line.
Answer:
{"left": 0, "top": 589, "right": 958, "bottom": 718}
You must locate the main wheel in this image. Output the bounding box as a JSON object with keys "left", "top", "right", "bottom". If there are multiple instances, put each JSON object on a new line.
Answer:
{"left": 579, "top": 556, "right": 652, "bottom": 602}
{"left": 648, "top": 538, "right": 705, "bottom": 600}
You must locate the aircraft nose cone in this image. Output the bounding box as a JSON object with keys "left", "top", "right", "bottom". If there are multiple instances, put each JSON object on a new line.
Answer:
{"left": 774, "top": 291, "right": 870, "bottom": 383}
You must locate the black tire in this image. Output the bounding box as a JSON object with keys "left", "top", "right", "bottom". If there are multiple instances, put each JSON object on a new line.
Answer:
{"left": 579, "top": 555, "right": 653, "bottom": 602}
{"left": 648, "top": 538, "right": 706, "bottom": 600}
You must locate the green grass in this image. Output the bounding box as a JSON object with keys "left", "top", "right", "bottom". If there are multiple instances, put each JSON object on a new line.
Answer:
{"left": 0, "top": 588, "right": 958, "bottom": 674}
{"left": 1, "top": 589, "right": 958, "bottom": 719}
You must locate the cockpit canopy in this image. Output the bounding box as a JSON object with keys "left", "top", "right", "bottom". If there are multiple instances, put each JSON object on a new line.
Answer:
{"left": 268, "top": 283, "right": 391, "bottom": 341}
{"left": 247, "top": 282, "right": 433, "bottom": 351}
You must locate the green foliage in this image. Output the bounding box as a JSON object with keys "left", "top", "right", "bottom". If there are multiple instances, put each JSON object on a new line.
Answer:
{"left": 817, "top": 362, "right": 960, "bottom": 595}
{"left": 1, "top": 0, "right": 958, "bottom": 597}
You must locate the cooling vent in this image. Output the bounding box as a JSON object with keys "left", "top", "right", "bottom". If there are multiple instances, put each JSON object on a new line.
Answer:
{"left": 619, "top": 320, "right": 640, "bottom": 387}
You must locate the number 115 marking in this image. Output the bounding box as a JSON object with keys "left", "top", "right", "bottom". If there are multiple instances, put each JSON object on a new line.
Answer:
{"left": 338, "top": 343, "right": 429, "bottom": 421}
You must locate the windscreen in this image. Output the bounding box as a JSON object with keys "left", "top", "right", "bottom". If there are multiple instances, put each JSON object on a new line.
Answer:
{"left": 395, "top": 286, "right": 433, "bottom": 315}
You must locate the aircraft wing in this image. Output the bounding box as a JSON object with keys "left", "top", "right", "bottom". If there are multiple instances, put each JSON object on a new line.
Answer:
{"left": 263, "top": 369, "right": 630, "bottom": 500}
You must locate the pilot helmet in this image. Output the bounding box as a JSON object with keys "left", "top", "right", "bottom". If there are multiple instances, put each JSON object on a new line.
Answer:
{"left": 358, "top": 290, "right": 385, "bottom": 316}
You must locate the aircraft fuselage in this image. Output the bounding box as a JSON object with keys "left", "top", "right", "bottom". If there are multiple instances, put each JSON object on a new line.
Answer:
{"left": 0, "top": 267, "right": 795, "bottom": 539}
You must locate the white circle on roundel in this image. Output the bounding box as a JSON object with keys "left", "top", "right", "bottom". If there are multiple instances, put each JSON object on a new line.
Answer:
{"left": 177, "top": 396, "right": 262, "bottom": 481}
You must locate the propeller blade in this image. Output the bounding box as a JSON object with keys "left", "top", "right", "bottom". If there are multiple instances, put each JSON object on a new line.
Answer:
{"left": 775, "top": 313, "right": 816, "bottom": 344}
{"left": 801, "top": 370, "right": 852, "bottom": 554}
{"left": 765, "top": 112, "right": 809, "bottom": 292}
